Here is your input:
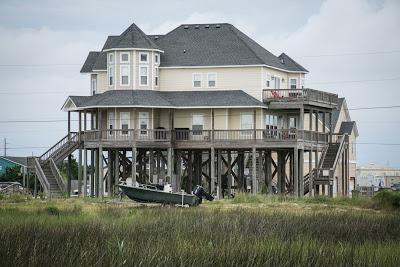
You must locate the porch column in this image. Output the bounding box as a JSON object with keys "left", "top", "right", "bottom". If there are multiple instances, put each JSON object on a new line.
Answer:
{"left": 114, "top": 150, "right": 119, "bottom": 193}
{"left": 176, "top": 151, "right": 182, "bottom": 192}
{"left": 78, "top": 146, "right": 82, "bottom": 196}
{"left": 217, "top": 149, "right": 222, "bottom": 199}
{"left": 299, "top": 149, "right": 304, "bottom": 197}
{"left": 132, "top": 147, "right": 137, "bottom": 185}
{"left": 83, "top": 147, "right": 87, "bottom": 197}
{"left": 91, "top": 149, "right": 95, "bottom": 197}
{"left": 98, "top": 147, "right": 103, "bottom": 197}
{"left": 67, "top": 111, "right": 71, "bottom": 139}
{"left": 67, "top": 154, "right": 72, "bottom": 197}
{"left": 258, "top": 150, "right": 263, "bottom": 193}
{"left": 309, "top": 150, "right": 313, "bottom": 196}
{"left": 167, "top": 147, "right": 173, "bottom": 185}
{"left": 265, "top": 150, "right": 272, "bottom": 194}
{"left": 210, "top": 147, "right": 215, "bottom": 196}
{"left": 293, "top": 149, "right": 299, "bottom": 196}
{"left": 252, "top": 147, "right": 257, "bottom": 194}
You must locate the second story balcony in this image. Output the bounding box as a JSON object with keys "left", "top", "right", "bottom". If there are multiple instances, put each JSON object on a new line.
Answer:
{"left": 83, "top": 128, "right": 329, "bottom": 150}
{"left": 262, "top": 88, "right": 338, "bottom": 109}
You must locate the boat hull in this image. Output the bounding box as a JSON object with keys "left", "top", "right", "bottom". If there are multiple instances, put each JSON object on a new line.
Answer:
{"left": 119, "top": 184, "right": 200, "bottom": 206}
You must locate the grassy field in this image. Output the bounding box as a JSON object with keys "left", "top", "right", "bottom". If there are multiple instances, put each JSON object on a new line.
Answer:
{"left": 0, "top": 193, "right": 399, "bottom": 266}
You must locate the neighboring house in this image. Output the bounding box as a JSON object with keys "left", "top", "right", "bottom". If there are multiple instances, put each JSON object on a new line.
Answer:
{"left": 331, "top": 98, "right": 359, "bottom": 196}
{"left": 32, "top": 23, "right": 353, "bottom": 198}
{"left": 0, "top": 156, "right": 27, "bottom": 176}
{"left": 357, "top": 163, "right": 400, "bottom": 189}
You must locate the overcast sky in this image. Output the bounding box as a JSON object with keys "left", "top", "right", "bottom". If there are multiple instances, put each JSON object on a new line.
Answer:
{"left": 0, "top": 0, "right": 399, "bottom": 167}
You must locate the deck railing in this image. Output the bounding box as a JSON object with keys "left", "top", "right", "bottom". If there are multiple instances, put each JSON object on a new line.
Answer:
{"left": 262, "top": 88, "right": 338, "bottom": 106}
{"left": 84, "top": 129, "right": 328, "bottom": 144}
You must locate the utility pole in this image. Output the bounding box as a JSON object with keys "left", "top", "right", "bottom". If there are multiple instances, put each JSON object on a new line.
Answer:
{"left": 3, "top": 138, "right": 7, "bottom": 157}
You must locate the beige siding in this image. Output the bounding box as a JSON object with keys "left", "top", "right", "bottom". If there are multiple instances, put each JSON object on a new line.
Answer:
{"left": 96, "top": 72, "right": 108, "bottom": 94}
{"left": 159, "top": 67, "right": 263, "bottom": 100}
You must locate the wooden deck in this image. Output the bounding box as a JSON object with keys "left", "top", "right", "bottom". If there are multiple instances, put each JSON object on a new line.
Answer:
{"left": 263, "top": 88, "right": 338, "bottom": 109}
{"left": 83, "top": 129, "right": 328, "bottom": 150}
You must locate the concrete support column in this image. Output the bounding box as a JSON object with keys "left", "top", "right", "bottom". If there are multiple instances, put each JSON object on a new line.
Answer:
{"left": 91, "top": 149, "right": 95, "bottom": 197}
{"left": 227, "top": 150, "right": 232, "bottom": 197}
{"left": 258, "top": 150, "right": 263, "bottom": 194}
{"left": 309, "top": 150, "right": 313, "bottom": 196}
{"left": 114, "top": 150, "right": 119, "bottom": 193}
{"left": 252, "top": 147, "right": 257, "bottom": 195}
{"left": 67, "top": 154, "right": 72, "bottom": 197}
{"left": 78, "top": 147, "right": 82, "bottom": 196}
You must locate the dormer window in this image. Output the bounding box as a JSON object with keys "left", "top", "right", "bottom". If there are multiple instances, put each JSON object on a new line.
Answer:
{"left": 120, "top": 52, "right": 130, "bottom": 63}
{"left": 139, "top": 52, "right": 149, "bottom": 63}
{"left": 120, "top": 65, "right": 130, "bottom": 86}
{"left": 140, "top": 66, "right": 148, "bottom": 86}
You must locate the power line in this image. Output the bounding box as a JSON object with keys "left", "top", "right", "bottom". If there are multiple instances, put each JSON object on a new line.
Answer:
{"left": 346, "top": 105, "right": 400, "bottom": 111}
{"left": 308, "top": 77, "right": 400, "bottom": 85}
{"left": 297, "top": 50, "right": 400, "bottom": 58}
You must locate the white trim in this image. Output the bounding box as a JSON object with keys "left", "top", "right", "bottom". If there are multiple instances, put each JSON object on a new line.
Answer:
{"left": 114, "top": 51, "right": 116, "bottom": 90}
{"left": 159, "top": 64, "right": 308, "bottom": 73}
{"left": 120, "top": 65, "right": 130, "bottom": 86}
{"left": 154, "top": 66, "right": 159, "bottom": 87}
{"left": 289, "top": 77, "right": 298, "bottom": 89}
{"left": 133, "top": 51, "right": 136, "bottom": 89}
{"left": 90, "top": 69, "right": 107, "bottom": 72}
{"left": 139, "top": 65, "right": 149, "bottom": 86}
{"left": 154, "top": 53, "right": 160, "bottom": 65}
{"left": 64, "top": 105, "right": 267, "bottom": 111}
{"left": 108, "top": 66, "right": 114, "bottom": 86}
{"left": 139, "top": 52, "right": 149, "bottom": 63}
{"left": 192, "top": 73, "right": 202, "bottom": 88}
{"left": 120, "top": 52, "right": 130, "bottom": 63}
{"left": 151, "top": 51, "right": 154, "bottom": 89}
{"left": 206, "top": 73, "right": 217, "bottom": 88}
{"left": 61, "top": 97, "right": 77, "bottom": 111}
{"left": 103, "top": 48, "right": 164, "bottom": 53}
{"left": 108, "top": 53, "right": 114, "bottom": 64}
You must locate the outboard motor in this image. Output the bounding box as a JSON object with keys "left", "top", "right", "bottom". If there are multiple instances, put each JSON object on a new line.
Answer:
{"left": 192, "top": 185, "right": 214, "bottom": 202}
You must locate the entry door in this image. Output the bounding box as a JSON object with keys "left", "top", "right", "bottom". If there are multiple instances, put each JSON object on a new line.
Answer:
{"left": 274, "top": 76, "right": 281, "bottom": 89}
{"left": 138, "top": 112, "right": 149, "bottom": 136}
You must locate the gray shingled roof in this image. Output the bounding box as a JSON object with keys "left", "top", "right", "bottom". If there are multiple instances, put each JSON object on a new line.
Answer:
{"left": 332, "top": 97, "right": 345, "bottom": 128}
{"left": 278, "top": 53, "right": 308, "bottom": 72}
{"left": 108, "top": 23, "right": 160, "bottom": 50}
{"left": 80, "top": 51, "right": 100, "bottom": 73}
{"left": 67, "top": 90, "right": 265, "bottom": 109}
{"left": 339, "top": 121, "right": 356, "bottom": 135}
{"left": 81, "top": 23, "right": 308, "bottom": 73}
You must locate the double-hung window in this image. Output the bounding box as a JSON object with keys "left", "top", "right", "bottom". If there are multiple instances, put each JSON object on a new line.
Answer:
{"left": 289, "top": 78, "right": 297, "bottom": 89}
{"left": 192, "top": 114, "right": 204, "bottom": 136}
{"left": 120, "top": 65, "right": 130, "bottom": 86}
{"left": 140, "top": 66, "right": 148, "bottom": 86}
{"left": 120, "top": 52, "right": 130, "bottom": 63}
{"left": 207, "top": 73, "right": 216, "bottom": 87}
{"left": 139, "top": 112, "right": 149, "bottom": 136}
{"left": 108, "top": 111, "right": 115, "bottom": 136}
{"left": 266, "top": 73, "right": 272, "bottom": 87}
{"left": 91, "top": 76, "right": 97, "bottom": 95}
{"left": 120, "top": 112, "right": 130, "bottom": 136}
{"left": 193, "top": 73, "right": 202, "bottom": 88}
{"left": 265, "top": 114, "right": 278, "bottom": 138}
{"left": 154, "top": 67, "right": 159, "bottom": 87}
{"left": 139, "top": 52, "right": 149, "bottom": 63}
{"left": 240, "top": 113, "right": 254, "bottom": 137}
{"left": 108, "top": 66, "right": 114, "bottom": 86}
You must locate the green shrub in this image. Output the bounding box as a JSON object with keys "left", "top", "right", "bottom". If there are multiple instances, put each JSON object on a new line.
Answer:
{"left": 373, "top": 190, "right": 400, "bottom": 209}
{"left": 43, "top": 206, "right": 60, "bottom": 216}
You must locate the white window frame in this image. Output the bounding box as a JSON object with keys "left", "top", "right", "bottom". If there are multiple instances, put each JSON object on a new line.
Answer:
{"left": 120, "top": 52, "right": 130, "bottom": 63}
{"left": 289, "top": 78, "right": 297, "bottom": 89}
{"left": 192, "top": 73, "right": 202, "bottom": 88}
{"left": 191, "top": 114, "right": 204, "bottom": 136}
{"left": 273, "top": 75, "right": 281, "bottom": 89}
{"left": 108, "top": 111, "right": 115, "bottom": 136}
{"left": 108, "top": 66, "right": 114, "bottom": 86}
{"left": 139, "top": 66, "right": 149, "bottom": 86}
{"left": 138, "top": 112, "right": 149, "bottom": 136}
{"left": 154, "top": 67, "right": 159, "bottom": 87}
{"left": 119, "top": 112, "right": 130, "bottom": 136}
{"left": 108, "top": 53, "right": 114, "bottom": 64}
{"left": 266, "top": 73, "right": 272, "bottom": 88}
{"left": 240, "top": 113, "right": 254, "bottom": 137}
{"left": 120, "top": 65, "right": 130, "bottom": 86}
{"left": 139, "top": 52, "right": 149, "bottom": 63}
{"left": 207, "top": 73, "right": 217, "bottom": 88}
{"left": 91, "top": 77, "right": 97, "bottom": 95}
{"left": 154, "top": 53, "right": 160, "bottom": 65}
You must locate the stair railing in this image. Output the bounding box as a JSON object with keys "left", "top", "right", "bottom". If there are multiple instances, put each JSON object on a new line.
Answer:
{"left": 50, "top": 158, "right": 67, "bottom": 195}
{"left": 331, "top": 134, "right": 347, "bottom": 173}
{"left": 39, "top": 132, "right": 78, "bottom": 162}
{"left": 34, "top": 157, "right": 50, "bottom": 196}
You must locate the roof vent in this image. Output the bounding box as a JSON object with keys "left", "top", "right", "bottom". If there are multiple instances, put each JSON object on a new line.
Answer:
{"left": 195, "top": 25, "right": 199, "bottom": 29}
{"left": 205, "top": 25, "right": 210, "bottom": 28}
{"left": 183, "top": 49, "right": 186, "bottom": 53}
{"left": 154, "top": 36, "right": 159, "bottom": 40}
{"left": 280, "top": 58, "right": 284, "bottom": 64}
{"left": 215, "top": 24, "right": 221, "bottom": 28}
{"left": 184, "top": 25, "right": 189, "bottom": 29}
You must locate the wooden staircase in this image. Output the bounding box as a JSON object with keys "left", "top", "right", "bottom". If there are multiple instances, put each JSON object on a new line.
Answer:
{"left": 34, "top": 132, "right": 80, "bottom": 197}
